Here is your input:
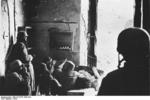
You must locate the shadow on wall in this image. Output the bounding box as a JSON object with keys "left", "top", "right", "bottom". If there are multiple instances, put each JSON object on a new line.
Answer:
{"left": 5, "top": 36, "right": 14, "bottom": 73}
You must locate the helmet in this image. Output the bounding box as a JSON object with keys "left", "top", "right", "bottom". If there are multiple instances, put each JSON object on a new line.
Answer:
{"left": 17, "top": 31, "right": 28, "bottom": 43}
{"left": 117, "top": 27, "right": 150, "bottom": 57}
{"left": 17, "top": 31, "right": 28, "bottom": 39}
{"left": 62, "top": 60, "right": 75, "bottom": 73}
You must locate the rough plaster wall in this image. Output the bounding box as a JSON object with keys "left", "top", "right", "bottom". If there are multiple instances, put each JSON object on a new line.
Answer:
{"left": 8, "top": 0, "right": 15, "bottom": 40}
{"left": 80, "top": 0, "right": 89, "bottom": 66}
{"left": 30, "top": 0, "right": 81, "bottom": 64}
{"left": 0, "top": 0, "right": 24, "bottom": 76}
{"left": 14, "top": 0, "right": 24, "bottom": 42}
{"left": 0, "top": 0, "right": 11, "bottom": 76}
{"left": 96, "top": 0, "right": 134, "bottom": 75}
{"left": 0, "top": 0, "right": 5, "bottom": 76}
{"left": 34, "top": 0, "right": 80, "bottom": 22}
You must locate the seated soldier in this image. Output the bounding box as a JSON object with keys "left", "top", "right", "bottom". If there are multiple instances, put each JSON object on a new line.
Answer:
{"left": 60, "top": 60, "right": 79, "bottom": 93}
{"left": 38, "top": 63, "right": 61, "bottom": 95}
{"left": 42, "top": 57, "right": 61, "bottom": 95}
{"left": 53, "top": 59, "right": 67, "bottom": 83}
{"left": 42, "top": 57, "right": 53, "bottom": 72}
{"left": 6, "top": 30, "right": 35, "bottom": 93}
{"left": 4, "top": 60, "right": 31, "bottom": 95}
{"left": 98, "top": 27, "right": 150, "bottom": 95}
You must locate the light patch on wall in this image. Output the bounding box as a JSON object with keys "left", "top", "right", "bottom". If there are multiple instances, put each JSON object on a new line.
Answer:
{"left": 0, "top": 0, "right": 5, "bottom": 76}
{"left": 15, "top": 0, "right": 24, "bottom": 42}
{"left": 80, "top": 0, "right": 89, "bottom": 66}
{"left": 0, "top": 0, "right": 24, "bottom": 76}
{"left": 0, "top": 0, "right": 10, "bottom": 76}
{"left": 95, "top": 0, "right": 135, "bottom": 75}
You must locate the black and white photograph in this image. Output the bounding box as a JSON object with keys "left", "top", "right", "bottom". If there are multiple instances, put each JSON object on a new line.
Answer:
{"left": 0, "top": 0, "right": 150, "bottom": 98}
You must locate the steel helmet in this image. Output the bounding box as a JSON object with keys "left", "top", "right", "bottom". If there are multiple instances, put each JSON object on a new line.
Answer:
{"left": 117, "top": 27, "right": 150, "bottom": 57}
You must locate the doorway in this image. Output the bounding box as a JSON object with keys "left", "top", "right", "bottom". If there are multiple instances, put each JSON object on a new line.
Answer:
{"left": 96, "top": 0, "right": 135, "bottom": 74}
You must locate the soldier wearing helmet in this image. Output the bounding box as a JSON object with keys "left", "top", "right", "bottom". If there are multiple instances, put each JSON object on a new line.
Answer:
{"left": 6, "top": 26, "right": 35, "bottom": 94}
{"left": 98, "top": 27, "right": 150, "bottom": 95}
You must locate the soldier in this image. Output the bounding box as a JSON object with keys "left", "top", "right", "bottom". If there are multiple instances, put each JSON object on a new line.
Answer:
{"left": 98, "top": 28, "right": 150, "bottom": 95}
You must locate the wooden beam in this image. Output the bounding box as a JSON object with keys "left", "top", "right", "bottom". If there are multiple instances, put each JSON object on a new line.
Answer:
{"left": 134, "top": 0, "right": 142, "bottom": 27}
{"left": 143, "top": 0, "right": 150, "bottom": 31}
{"left": 87, "top": 0, "right": 98, "bottom": 67}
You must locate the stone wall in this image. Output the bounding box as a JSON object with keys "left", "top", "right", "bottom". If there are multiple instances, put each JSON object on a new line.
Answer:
{"left": 27, "top": 0, "right": 81, "bottom": 65}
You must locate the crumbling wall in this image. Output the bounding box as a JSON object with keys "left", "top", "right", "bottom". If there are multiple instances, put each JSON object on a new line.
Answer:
{"left": 27, "top": 0, "right": 81, "bottom": 64}
{"left": 0, "top": 0, "right": 24, "bottom": 76}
